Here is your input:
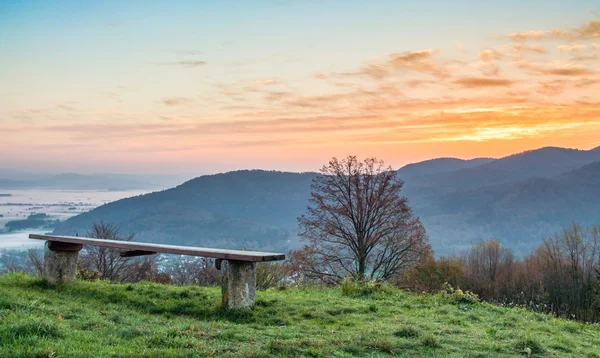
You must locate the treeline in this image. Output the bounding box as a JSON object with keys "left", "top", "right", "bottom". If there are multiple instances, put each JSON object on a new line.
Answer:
{"left": 400, "top": 223, "right": 600, "bottom": 322}
{"left": 3, "top": 222, "right": 599, "bottom": 323}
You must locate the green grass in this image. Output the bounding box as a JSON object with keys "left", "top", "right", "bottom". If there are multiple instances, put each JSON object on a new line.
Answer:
{"left": 0, "top": 273, "right": 599, "bottom": 357}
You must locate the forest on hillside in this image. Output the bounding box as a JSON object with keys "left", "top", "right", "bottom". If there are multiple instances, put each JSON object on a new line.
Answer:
{"left": 51, "top": 147, "right": 600, "bottom": 256}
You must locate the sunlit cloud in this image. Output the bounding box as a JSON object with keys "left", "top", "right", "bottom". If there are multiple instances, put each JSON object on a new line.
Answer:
{"left": 506, "top": 16, "right": 600, "bottom": 41}
{"left": 340, "top": 50, "right": 446, "bottom": 80}
{"left": 162, "top": 97, "right": 196, "bottom": 106}
{"left": 3, "top": 10, "right": 600, "bottom": 173}
{"left": 453, "top": 77, "right": 513, "bottom": 88}
{"left": 170, "top": 60, "right": 207, "bottom": 68}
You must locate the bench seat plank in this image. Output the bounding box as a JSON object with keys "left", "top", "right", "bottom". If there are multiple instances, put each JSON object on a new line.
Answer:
{"left": 29, "top": 234, "right": 285, "bottom": 262}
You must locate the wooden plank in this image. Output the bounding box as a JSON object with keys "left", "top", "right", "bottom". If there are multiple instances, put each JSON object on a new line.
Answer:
{"left": 29, "top": 234, "right": 285, "bottom": 262}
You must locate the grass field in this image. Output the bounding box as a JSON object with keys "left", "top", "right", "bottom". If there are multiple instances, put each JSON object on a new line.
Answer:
{"left": 0, "top": 273, "right": 599, "bottom": 357}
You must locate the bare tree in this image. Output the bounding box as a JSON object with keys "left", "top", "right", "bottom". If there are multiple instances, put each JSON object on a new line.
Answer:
{"left": 0, "top": 252, "right": 23, "bottom": 274}
{"left": 463, "top": 239, "right": 514, "bottom": 299}
{"left": 25, "top": 248, "right": 44, "bottom": 276}
{"left": 166, "top": 257, "right": 220, "bottom": 286}
{"left": 79, "top": 222, "right": 157, "bottom": 282}
{"left": 537, "top": 223, "right": 599, "bottom": 320}
{"left": 293, "top": 156, "right": 430, "bottom": 284}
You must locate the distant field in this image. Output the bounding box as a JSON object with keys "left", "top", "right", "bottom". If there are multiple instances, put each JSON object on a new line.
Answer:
{"left": 1, "top": 274, "right": 599, "bottom": 357}
{"left": 0, "top": 189, "right": 146, "bottom": 249}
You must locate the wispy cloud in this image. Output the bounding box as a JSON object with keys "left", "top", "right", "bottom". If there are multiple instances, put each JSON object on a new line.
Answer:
{"left": 162, "top": 97, "right": 195, "bottom": 106}
{"left": 174, "top": 60, "right": 207, "bottom": 68}
{"left": 453, "top": 77, "right": 513, "bottom": 88}
{"left": 341, "top": 50, "right": 447, "bottom": 80}
{"left": 506, "top": 16, "right": 600, "bottom": 41}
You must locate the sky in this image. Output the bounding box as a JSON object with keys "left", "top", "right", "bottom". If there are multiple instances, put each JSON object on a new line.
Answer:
{"left": 1, "top": 0, "right": 600, "bottom": 174}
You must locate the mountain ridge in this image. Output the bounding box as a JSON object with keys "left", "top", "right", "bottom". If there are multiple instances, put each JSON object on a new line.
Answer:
{"left": 52, "top": 146, "right": 600, "bottom": 255}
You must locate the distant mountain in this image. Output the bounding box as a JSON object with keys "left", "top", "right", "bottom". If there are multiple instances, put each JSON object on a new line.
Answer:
{"left": 407, "top": 147, "right": 600, "bottom": 194}
{"left": 398, "top": 157, "right": 494, "bottom": 180}
{"left": 418, "top": 160, "right": 600, "bottom": 256}
{"left": 0, "top": 173, "right": 187, "bottom": 190}
{"left": 53, "top": 171, "right": 316, "bottom": 251}
{"left": 0, "top": 179, "right": 25, "bottom": 189}
{"left": 52, "top": 146, "right": 600, "bottom": 256}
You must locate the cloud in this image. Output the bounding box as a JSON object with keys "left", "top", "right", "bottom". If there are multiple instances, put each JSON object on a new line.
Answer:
{"left": 341, "top": 50, "right": 447, "bottom": 80}
{"left": 155, "top": 59, "right": 207, "bottom": 68}
{"left": 536, "top": 80, "right": 567, "bottom": 95}
{"left": 453, "top": 77, "right": 513, "bottom": 88}
{"left": 558, "top": 44, "right": 587, "bottom": 53}
{"left": 507, "top": 29, "right": 566, "bottom": 41}
{"left": 512, "top": 43, "right": 547, "bottom": 54}
{"left": 254, "top": 79, "right": 283, "bottom": 86}
{"left": 518, "top": 59, "right": 597, "bottom": 77}
{"left": 571, "top": 54, "right": 599, "bottom": 61}
{"left": 576, "top": 17, "right": 600, "bottom": 40}
{"left": 162, "top": 97, "right": 195, "bottom": 106}
{"left": 539, "top": 66, "right": 596, "bottom": 77}
{"left": 176, "top": 60, "right": 207, "bottom": 67}
{"left": 575, "top": 78, "right": 600, "bottom": 88}
{"left": 479, "top": 49, "right": 502, "bottom": 61}
{"left": 506, "top": 16, "right": 600, "bottom": 41}
{"left": 175, "top": 50, "right": 203, "bottom": 56}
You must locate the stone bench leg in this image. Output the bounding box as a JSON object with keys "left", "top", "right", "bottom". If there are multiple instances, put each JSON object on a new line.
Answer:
{"left": 220, "top": 260, "right": 256, "bottom": 309}
{"left": 43, "top": 241, "right": 83, "bottom": 284}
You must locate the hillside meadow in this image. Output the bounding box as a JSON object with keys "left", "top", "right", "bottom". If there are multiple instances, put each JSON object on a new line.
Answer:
{"left": 1, "top": 273, "right": 599, "bottom": 357}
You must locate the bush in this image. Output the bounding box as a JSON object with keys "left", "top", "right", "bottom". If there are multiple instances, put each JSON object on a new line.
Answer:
{"left": 515, "top": 336, "right": 545, "bottom": 355}
{"left": 256, "top": 262, "right": 287, "bottom": 290}
{"left": 340, "top": 278, "right": 392, "bottom": 297}
{"left": 440, "top": 282, "right": 479, "bottom": 304}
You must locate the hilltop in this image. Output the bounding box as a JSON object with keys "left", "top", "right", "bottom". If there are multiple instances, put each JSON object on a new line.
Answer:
{"left": 51, "top": 146, "right": 600, "bottom": 255}
{"left": 54, "top": 171, "right": 316, "bottom": 252}
{"left": 1, "top": 273, "right": 598, "bottom": 357}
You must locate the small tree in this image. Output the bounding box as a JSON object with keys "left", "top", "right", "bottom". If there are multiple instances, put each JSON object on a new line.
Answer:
{"left": 293, "top": 156, "right": 430, "bottom": 284}
{"left": 166, "top": 257, "right": 220, "bottom": 286}
{"left": 25, "top": 248, "right": 44, "bottom": 276}
{"left": 78, "top": 222, "right": 157, "bottom": 282}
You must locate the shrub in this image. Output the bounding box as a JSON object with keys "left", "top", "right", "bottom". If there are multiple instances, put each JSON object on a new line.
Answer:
{"left": 440, "top": 282, "right": 479, "bottom": 304}
{"left": 256, "top": 262, "right": 287, "bottom": 290}
{"left": 515, "top": 336, "right": 544, "bottom": 355}
{"left": 340, "top": 278, "right": 392, "bottom": 297}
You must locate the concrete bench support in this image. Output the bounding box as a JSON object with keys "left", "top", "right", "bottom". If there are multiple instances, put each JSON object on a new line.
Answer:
{"left": 43, "top": 241, "right": 83, "bottom": 284}
{"left": 221, "top": 260, "right": 257, "bottom": 309}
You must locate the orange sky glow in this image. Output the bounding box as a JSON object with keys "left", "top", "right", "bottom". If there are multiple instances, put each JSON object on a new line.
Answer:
{"left": 1, "top": 3, "right": 599, "bottom": 174}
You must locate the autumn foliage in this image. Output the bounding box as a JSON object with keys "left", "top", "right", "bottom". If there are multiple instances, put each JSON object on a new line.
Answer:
{"left": 401, "top": 223, "right": 600, "bottom": 322}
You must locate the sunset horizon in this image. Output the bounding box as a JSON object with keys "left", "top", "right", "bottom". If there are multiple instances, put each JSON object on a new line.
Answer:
{"left": 2, "top": 1, "right": 599, "bottom": 174}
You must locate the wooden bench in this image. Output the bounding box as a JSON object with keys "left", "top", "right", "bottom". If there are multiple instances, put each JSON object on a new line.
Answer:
{"left": 29, "top": 234, "right": 285, "bottom": 309}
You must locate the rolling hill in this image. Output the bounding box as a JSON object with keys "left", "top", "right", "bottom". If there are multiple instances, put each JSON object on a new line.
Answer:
{"left": 422, "top": 161, "right": 600, "bottom": 255}
{"left": 53, "top": 146, "right": 600, "bottom": 256}
{"left": 1, "top": 273, "right": 598, "bottom": 357}
{"left": 53, "top": 171, "right": 316, "bottom": 251}
{"left": 397, "top": 157, "right": 494, "bottom": 180}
